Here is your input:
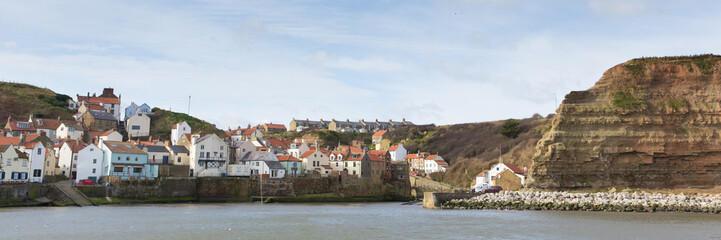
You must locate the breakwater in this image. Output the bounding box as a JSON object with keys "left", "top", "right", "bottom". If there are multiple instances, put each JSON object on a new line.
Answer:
{"left": 444, "top": 191, "right": 721, "bottom": 213}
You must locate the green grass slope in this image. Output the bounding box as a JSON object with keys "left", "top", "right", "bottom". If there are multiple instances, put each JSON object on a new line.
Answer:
{"left": 0, "top": 81, "right": 74, "bottom": 121}
{"left": 149, "top": 108, "right": 226, "bottom": 140}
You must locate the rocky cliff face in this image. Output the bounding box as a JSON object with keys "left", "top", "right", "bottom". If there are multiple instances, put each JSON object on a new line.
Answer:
{"left": 530, "top": 55, "right": 721, "bottom": 189}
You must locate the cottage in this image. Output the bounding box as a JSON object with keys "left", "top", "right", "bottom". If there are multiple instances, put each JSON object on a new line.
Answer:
{"left": 261, "top": 123, "right": 287, "bottom": 132}
{"left": 388, "top": 144, "right": 407, "bottom": 161}
{"left": 390, "top": 161, "right": 409, "bottom": 181}
{"left": 368, "top": 150, "right": 391, "bottom": 180}
{"left": 30, "top": 117, "right": 62, "bottom": 139}
{"left": 424, "top": 155, "right": 448, "bottom": 174}
{"left": 100, "top": 141, "right": 157, "bottom": 180}
{"left": 404, "top": 152, "right": 430, "bottom": 173}
{"left": 328, "top": 151, "right": 347, "bottom": 172}
{"left": 189, "top": 134, "right": 229, "bottom": 177}
{"left": 56, "top": 120, "right": 84, "bottom": 140}
{"left": 91, "top": 130, "right": 123, "bottom": 143}
{"left": 372, "top": 130, "right": 388, "bottom": 150}
{"left": 22, "top": 142, "right": 47, "bottom": 183}
{"left": 57, "top": 140, "right": 84, "bottom": 179}
{"left": 124, "top": 102, "right": 152, "bottom": 121}
{"left": 343, "top": 152, "right": 371, "bottom": 178}
{"left": 0, "top": 144, "right": 29, "bottom": 182}
{"left": 473, "top": 162, "right": 526, "bottom": 191}
{"left": 126, "top": 112, "right": 150, "bottom": 138}
{"left": 80, "top": 110, "right": 117, "bottom": 132}
{"left": 140, "top": 145, "right": 170, "bottom": 165}
{"left": 170, "top": 122, "right": 191, "bottom": 145}
{"left": 287, "top": 142, "right": 310, "bottom": 158}
{"left": 289, "top": 118, "right": 329, "bottom": 132}
{"left": 4, "top": 116, "right": 35, "bottom": 137}
{"left": 76, "top": 88, "right": 122, "bottom": 120}
{"left": 329, "top": 119, "right": 367, "bottom": 133}
{"left": 299, "top": 150, "right": 329, "bottom": 175}
{"left": 168, "top": 145, "right": 190, "bottom": 165}
{"left": 229, "top": 151, "right": 278, "bottom": 177}
{"left": 43, "top": 148, "right": 59, "bottom": 177}
{"left": 277, "top": 155, "right": 302, "bottom": 177}
{"left": 75, "top": 143, "right": 104, "bottom": 183}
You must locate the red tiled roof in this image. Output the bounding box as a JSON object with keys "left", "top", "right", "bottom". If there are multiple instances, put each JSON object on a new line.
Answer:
{"left": 265, "top": 124, "right": 286, "bottom": 130}
{"left": 88, "top": 97, "right": 120, "bottom": 104}
{"left": 347, "top": 153, "right": 365, "bottom": 161}
{"left": 389, "top": 145, "right": 400, "bottom": 151}
{"left": 504, "top": 163, "right": 524, "bottom": 174}
{"left": 321, "top": 165, "right": 332, "bottom": 169}
{"left": 34, "top": 118, "right": 62, "bottom": 130}
{"left": 435, "top": 160, "right": 448, "bottom": 165}
{"left": 373, "top": 130, "right": 387, "bottom": 137}
{"left": 318, "top": 148, "right": 329, "bottom": 155}
{"left": 367, "top": 150, "right": 388, "bottom": 162}
{"left": 25, "top": 133, "right": 42, "bottom": 142}
{"left": 349, "top": 146, "right": 363, "bottom": 154}
{"left": 425, "top": 154, "right": 439, "bottom": 160}
{"left": 267, "top": 138, "right": 289, "bottom": 149}
{"left": 0, "top": 137, "right": 21, "bottom": 145}
{"left": 241, "top": 127, "right": 257, "bottom": 136}
{"left": 299, "top": 150, "right": 316, "bottom": 158}
{"left": 277, "top": 155, "right": 302, "bottom": 162}
{"left": 5, "top": 120, "right": 35, "bottom": 131}
{"left": 87, "top": 104, "right": 105, "bottom": 111}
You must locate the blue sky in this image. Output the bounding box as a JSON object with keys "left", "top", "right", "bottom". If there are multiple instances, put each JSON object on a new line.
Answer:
{"left": 2, "top": 0, "right": 721, "bottom": 129}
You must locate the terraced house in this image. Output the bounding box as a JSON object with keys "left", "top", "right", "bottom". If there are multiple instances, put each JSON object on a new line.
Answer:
{"left": 0, "top": 144, "right": 29, "bottom": 182}
{"left": 189, "top": 134, "right": 229, "bottom": 177}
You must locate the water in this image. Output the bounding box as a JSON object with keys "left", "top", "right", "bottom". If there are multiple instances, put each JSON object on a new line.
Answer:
{"left": 1, "top": 203, "right": 720, "bottom": 239}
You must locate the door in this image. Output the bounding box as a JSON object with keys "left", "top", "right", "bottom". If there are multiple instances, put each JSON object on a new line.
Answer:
{"left": 162, "top": 156, "right": 169, "bottom": 164}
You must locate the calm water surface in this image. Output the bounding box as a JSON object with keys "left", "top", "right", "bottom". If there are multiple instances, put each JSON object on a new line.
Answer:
{"left": 1, "top": 202, "right": 720, "bottom": 239}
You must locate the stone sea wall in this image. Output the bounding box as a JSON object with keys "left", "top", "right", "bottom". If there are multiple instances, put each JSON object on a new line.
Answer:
{"left": 444, "top": 191, "right": 721, "bottom": 213}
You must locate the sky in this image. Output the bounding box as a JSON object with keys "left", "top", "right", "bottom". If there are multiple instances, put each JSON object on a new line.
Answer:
{"left": 2, "top": 0, "right": 721, "bottom": 129}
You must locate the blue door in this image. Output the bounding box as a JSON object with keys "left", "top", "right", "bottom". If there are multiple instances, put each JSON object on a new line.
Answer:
{"left": 162, "top": 156, "right": 169, "bottom": 164}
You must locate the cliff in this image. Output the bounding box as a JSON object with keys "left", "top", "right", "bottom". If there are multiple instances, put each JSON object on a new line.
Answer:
{"left": 530, "top": 55, "right": 721, "bottom": 189}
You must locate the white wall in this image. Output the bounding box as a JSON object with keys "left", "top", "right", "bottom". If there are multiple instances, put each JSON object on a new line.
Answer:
{"left": 126, "top": 113, "right": 150, "bottom": 138}
{"left": 75, "top": 144, "right": 104, "bottom": 183}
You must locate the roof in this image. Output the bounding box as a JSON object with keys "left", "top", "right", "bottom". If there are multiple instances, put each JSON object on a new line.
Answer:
{"left": 15, "top": 149, "right": 28, "bottom": 159}
{"left": 87, "top": 97, "right": 120, "bottom": 104}
{"left": 139, "top": 145, "right": 169, "bottom": 153}
{"left": 435, "top": 160, "right": 448, "bottom": 165}
{"left": 25, "top": 133, "right": 42, "bottom": 143}
{"left": 88, "top": 110, "right": 118, "bottom": 121}
{"left": 195, "top": 134, "right": 217, "bottom": 143}
{"left": 321, "top": 165, "right": 332, "bottom": 169}
{"left": 169, "top": 145, "right": 189, "bottom": 154}
{"left": 367, "top": 150, "right": 388, "bottom": 162}
{"left": 373, "top": 130, "right": 387, "bottom": 137}
{"left": 504, "top": 163, "right": 524, "bottom": 174}
{"left": 277, "top": 155, "right": 302, "bottom": 162}
{"left": 237, "top": 151, "right": 272, "bottom": 161}
{"left": 34, "top": 118, "right": 62, "bottom": 130}
{"left": 266, "top": 138, "right": 289, "bottom": 149}
{"left": 87, "top": 104, "right": 105, "bottom": 111}
{"left": 264, "top": 160, "right": 285, "bottom": 170}
{"left": 91, "top": 130, "right": 118, "bottom": 138}
{"left": 425, "top": 155, "right": 439, "bottom": 160}
{"left": 102, "top": 141, "right": 146, "bottom": 154}
{"left": 6, "top": 120, "right": 35, "bottom": 131}
{"left": 0, "top": 137, "right": 21, "bottom": 145}
{"left": 389, "top": 145, "right": 400, "bottom": 151}
{"left": 404, "top": 152, "right": 429, "bottom": 160}
{"left": 241, "top": 127, "right": 258, "bottom": 136}
{"left": 0, "top": 144, "right": 10, "bottom": 152}
{"left": 347, "top": 153, "right": 365, "bottom": 161}
{"left": 264, "top": 123, "right": 286, "bottom": 130}
{"left": 299, "top": 150, "right": 316, "bottom": 158}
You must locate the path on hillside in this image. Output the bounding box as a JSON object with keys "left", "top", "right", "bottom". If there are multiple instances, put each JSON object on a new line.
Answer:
{"left": 51, "top": 181, "right": 95, "bottom": 206}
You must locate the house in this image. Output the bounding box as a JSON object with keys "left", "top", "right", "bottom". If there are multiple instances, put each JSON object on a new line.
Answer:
{"left": 232, "top": 140, "right": 257, "bottom": 163}
{"left": 473, "top": 162, "right": 526, "bottom": 191}
{"left": 76, "top": 88, "right": 122, "bottom": 120}
{"left": 189, "top": 134, "right": 229, "bottom": 177}
{"left": 57, "top": 140, "right": 84, "bottom": 179}
{"left": 140, "top": 145, "right": 170, "bottom": 165}
{"left": 424, "top": 155, "right": 448, "bottom": 174}
{"left": 240, "top": 127, "right": 263, "bottom": 141}
{"left": 287, "top": 142, "right": 310, "bottom": 158}
{"left": 372, "top": 130, "right": 386, "bottom": 145}
{"left": 4, "top": 116, "right": 35, "bottom": 137}
{"left": 0, "top": 145, "right": 29, "bottom": 182}
{"left": 277, "top": 155, "right": 302, "bottom": 177}
{"left": 404, "top": 152, "right": 430, "bottom": 173}
{"left": 372, "top": 130, "right": 392, "bottom": 150}
{"left": 176, "top": 133, "right": 193, "bottom": 148}
{"left": 299, "top": 150, "right": 329, "bottom": 175}
{"left": 261, "top": 123, "right": 286, "bottom": 132}
{"left": 328, "top": 151, "right": 347, "bottom": 172}
{"left": 171, "top": 122, "right": 191, "bottom": 145}
{"left": 289, "top": 118, "right": 329, "bottom": 132}
{"left": 100, "top": 141, "right": 158, "bottom": 180}
{"left": 80, "top": 110, "right": 117, "bottom": 132}
{"left": 75, "top": 143, "right": 104, "bottom": 183}
{"left": 22, "top": 141, "right": 47, "bottom": 183}
{"left": 77, "top": 102, "right": 106, "bottom": 115}
{"left": 343, "top": 151, "right": 371, "bottom": 178}
{"left": 56, "top": 120, "right": 84, "bottom": 140}
{"left": 126, "top": 112, "right": 151, "bottom": 138}
{"left": 390, "top": 161, "right": 409, "bottom": 181}
{"left": 43, "top": 148, "right": 59, "bottom": 177}
{"left": 124, "top": 102, "right": 152, "bottom": 121}
{"left": 91, "top": 130, "right": 123, "bottom": 143}
{"left": 168, "top": 145, "right": 190, "bottom": 165}
{"left": 67, "top": 98, "right": 78, "bottom": 110}
{"left": 388, "top": 144, "right": 407, "bottom": 161}
{"left": 494, "top": 169, "right": 524, "bottom": 191}
{"left": 368, "top": 150, "right": 391, "bottom": 180}
{"left": 229, "top": 151, "right": 279, "bottom": 178}
{"left": 30, "top": 117, "right": 62, "bottom": 139}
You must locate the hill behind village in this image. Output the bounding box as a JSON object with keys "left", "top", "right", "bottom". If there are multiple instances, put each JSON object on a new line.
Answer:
{"left": 0, "top": 82, "right": 75, "bottom": 121}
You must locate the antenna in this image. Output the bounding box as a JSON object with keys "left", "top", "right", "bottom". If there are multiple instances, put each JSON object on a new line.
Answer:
{"left": 188, "top": 95, "right": 191, "bottom": 115}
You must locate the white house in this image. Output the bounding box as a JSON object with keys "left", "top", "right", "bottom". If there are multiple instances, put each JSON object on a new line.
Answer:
{"left": 0, "top": 144, "right": 29, "bottom": 182}
{"left": 30, "top": 117, "right": 61, "bottom": 139}
{"left": 233, "top": 140, "right": 257, "bottom": 162}
{"left": 473, "top": 162, "right": 526, "bottom": 191}
{"left": 57, "top": 141, "right": 84, "bottom": 179}
{"left": 423, "top": 155, "right": 448, "bottom": 174}
{"left": 126, "top": 112, "right": 150, "bottom": 138}
{"left": 171, "top": 122, "right": 191, "bottom": 145}
{"left": 75, "top": 143, "right": 104, "bottom": 183}
{"left": 189, "top": 134, "right": 229, "bottom": 177}
{"left": 287, "top": 142, "right": 310, "bottom": 158}
{"left": 22, "top": 142, "right": 47, "bottom": 183}
{"left": 389, "top": 144, "right": 407, "bottom": 161}
{"left": 92, "top": 130, "right": 123, "bottom": 143}
{"left": 299, "top": 150, "right": 329, "bottom": 175}
{"left": 229, "top": 151, "right": 277, "bottom": 177}
{"left": 141, "top": 145, "right": 170, "bottom": 165}
{"left": 56, "top": 121, "right": 84, "bottom": 140}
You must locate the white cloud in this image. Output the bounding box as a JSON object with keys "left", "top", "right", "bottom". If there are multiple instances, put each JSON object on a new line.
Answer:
{"left": 3, "top": 42, "right": 17, "bottom": 48}
{"left": 311, "top": 51, "right": 407, "bottom": 72}
{"left": 589, "top": 0, "right": 648, "bottom": 16}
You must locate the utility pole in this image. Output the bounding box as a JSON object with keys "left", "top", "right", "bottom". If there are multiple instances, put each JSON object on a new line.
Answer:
{"left": 260, "top": 161, "right": 263, "bottom": 204}
{"left": 188, "top": 95, "right": 191, "bottom": 115}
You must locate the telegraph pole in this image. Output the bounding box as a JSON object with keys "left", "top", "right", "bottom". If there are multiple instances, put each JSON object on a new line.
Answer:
{"left": 188, "top": 95, "right": 191, "bottom": 115}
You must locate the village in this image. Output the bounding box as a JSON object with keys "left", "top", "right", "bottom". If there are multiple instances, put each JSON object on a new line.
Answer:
{"left": 0, "top": 87, "right": 534, "bottom": 197}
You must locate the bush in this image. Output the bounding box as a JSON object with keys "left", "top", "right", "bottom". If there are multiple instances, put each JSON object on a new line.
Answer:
{"left": 612, "top": 92, "right": 645, "bottom": 109}
{"left": 500, "top": 119, "right": 520, "bottom": 138}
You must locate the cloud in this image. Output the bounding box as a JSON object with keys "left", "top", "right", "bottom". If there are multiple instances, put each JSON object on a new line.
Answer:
{"left": 588, "top": 0, "right": 648, "bottom": 16}
{"left": 3, "top": 42, "right": 17, "bottom": 48}
{"left": 311, "top": 51, "right": 407, "bottom": 72}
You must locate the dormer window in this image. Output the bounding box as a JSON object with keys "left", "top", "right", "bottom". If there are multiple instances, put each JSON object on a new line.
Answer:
{"left": 37, "top": 120, "right": 43, "bottom": 126}
{"left": 17, "top": 122, "right": 29, "bottom": 129}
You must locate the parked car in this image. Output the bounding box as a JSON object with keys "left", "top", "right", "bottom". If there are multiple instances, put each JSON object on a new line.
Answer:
{"left": 77, "top": 179, "right": 95, "bottom": 185}
{"left": 410, "top": 171, "right": 420, "bottom": 176}
{"left": 482, "top": 186, "right": 503, "bottom": 193}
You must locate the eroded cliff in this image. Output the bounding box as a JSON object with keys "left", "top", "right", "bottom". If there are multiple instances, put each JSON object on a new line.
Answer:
{"left": 530, "top": 55, "right": 721, "bottom": 189}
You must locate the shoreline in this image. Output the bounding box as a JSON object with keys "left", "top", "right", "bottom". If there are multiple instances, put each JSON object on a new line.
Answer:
{"left": 443, "top": 191, "right": 721, "bottom": 213}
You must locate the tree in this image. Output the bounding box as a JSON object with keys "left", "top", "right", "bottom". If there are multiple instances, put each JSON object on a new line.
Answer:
{"left": 500, "top": 119, "right": 520, "bottom": 138}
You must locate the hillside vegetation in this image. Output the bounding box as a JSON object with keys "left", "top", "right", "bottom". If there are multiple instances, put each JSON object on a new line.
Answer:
{"left": 149, "top": 108, "right": 226, "bottom": 140}
{"left": 386, "top": 116, "right": 551, "bottom": 188}
{"left": 0, "top": 81, "right": 75, "bottom": 121}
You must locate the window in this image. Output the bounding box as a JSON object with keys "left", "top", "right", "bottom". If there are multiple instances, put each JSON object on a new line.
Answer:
{"left": 134, "top": 168, "right": 142, "bottom": 173}
{"left": 74, "top": 156, "right": 78, "bottom": 160}
{"left": 220, "top": 146, "right": 224, "bottom": 150}
{"left": 353, "top": 162, "right": 356, "bottom": 167}
{"left": 37, "top": 148, "right": 42, "bottom": 155}
{"left": 22, "top": 161, "right": 27, "bottom": 167}
{"left": 336, "top": 163, "right": 339, "bottom": 167}
{"left": 199, "top": 161, "right": 204, "bottom": 167}
{"left": 92, "top": 168, "right": 96, "bottom": 174}
{"left": 89, "top": 148, "right": 93, "bottom": 151}
{"left": 135, "top": 157, "right": 138, "bottom": 161}
{"left": 126, "top": 157, "right": 130, "bottom": 161}
{"left": 219, "top": 153, "right": 223, "bottom": 158}
{"left": 46, "top": 161, "right": 49, "bottom": 167}
{"left": 114, "top": 167, "right": 124, "bottom": 173}
{"left": 33, "top": 169, "right": 41, "bottom": 177}
{"left": 200, "top": 152, "right": 205, "bottom": 158}
{"left": 131, "top": 125, "right": 141, "bottom": 130}
{"left": 177, "top": 157, "right": 181, "bottom": 163}
{"left": 117, "top": 157, "right": 121, "bottom": 161}
{"left": 353, "top": 170, "right": 356, "bottom": 175}
{"left": 201, "top": 145, "right": 205, "bottom": 150}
